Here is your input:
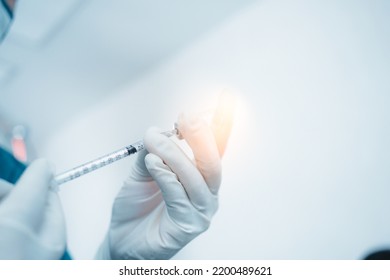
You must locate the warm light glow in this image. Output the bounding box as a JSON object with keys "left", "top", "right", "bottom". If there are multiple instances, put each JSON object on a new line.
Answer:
{"left": 211, "top": 90, "right": 237, "bottom": 157}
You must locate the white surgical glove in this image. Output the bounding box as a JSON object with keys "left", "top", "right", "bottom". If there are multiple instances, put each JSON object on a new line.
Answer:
{"left": 0, "top": 159, "right": 66, "bottom": 259}
{"left": 96, "top": 110, "right": 232, "bottom": 259}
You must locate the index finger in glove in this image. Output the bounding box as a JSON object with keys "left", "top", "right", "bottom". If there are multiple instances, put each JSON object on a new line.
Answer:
{"left": 177, "top": 113, "right": 221, "bottom": 194}
{"left": 0, "top": 159, "right": 54, "bottom": 229}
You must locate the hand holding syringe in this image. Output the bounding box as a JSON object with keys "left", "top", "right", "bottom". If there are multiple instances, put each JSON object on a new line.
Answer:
{"left": 53, "top": 127, "right": 180, "bottom": 186}
{"left": 54, "top": 91, "right": 236, "bottom": 260}
{"left": 53, "top": 92, "right": 235, "bottom": 187}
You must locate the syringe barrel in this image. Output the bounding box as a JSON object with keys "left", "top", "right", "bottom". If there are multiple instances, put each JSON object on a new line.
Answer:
{"left": 53, "top": 129, "right": 177, "bottom": 186}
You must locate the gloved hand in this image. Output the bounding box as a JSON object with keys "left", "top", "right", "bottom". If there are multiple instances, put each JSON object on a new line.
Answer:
{"left": 0, "top": 159, "right": 66, "bottom": 259}
{"left": 96, "top": 94, "right": 235, "bottom": 260}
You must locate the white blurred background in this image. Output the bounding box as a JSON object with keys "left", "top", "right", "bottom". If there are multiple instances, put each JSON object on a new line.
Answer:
{"left": 1, "top": 0, "right": 390, "bottom": 259}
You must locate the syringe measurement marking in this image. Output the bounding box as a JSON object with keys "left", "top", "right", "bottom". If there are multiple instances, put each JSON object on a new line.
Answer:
{"left": 64, "top": 147, "right": 131, "bottom": 179}
{"left": 57, "top": 147, "right": 132, "bottom": 184}
{"left": 53, "top": 136, "right": 154, "bottom": 186}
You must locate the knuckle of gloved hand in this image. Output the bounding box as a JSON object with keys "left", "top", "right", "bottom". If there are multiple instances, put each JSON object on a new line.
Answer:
{"left": 170, "top": 209, "right": 206, "bottom": 236}
{"left": 193, "top": 192, "right": 214, "bottom": 213}
{"left": 144, "top": 128, "right": 173, "bottom": 153}
{"left": 198, "top": 214, "right": 212, "bottom": 233}
{"left": 198, "top": 196, "right": 218, "bottom": 219}
{"left": 190, "top": 191, "right": 219, "bottom": 219}
{"left": 208, "top": 198, "right": 219, "bottom": 217}
{"left": 190, "top": 211, "right": 212, "bottom": 235}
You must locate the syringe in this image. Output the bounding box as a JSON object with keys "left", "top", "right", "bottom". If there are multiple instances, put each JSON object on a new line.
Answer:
{"left": 53, "top": 128, "right": 179, "bottom": 186}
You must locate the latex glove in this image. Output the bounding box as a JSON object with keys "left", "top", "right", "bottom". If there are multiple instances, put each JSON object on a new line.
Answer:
{"left": 96, "top": 94, "right": 235, "bottom": 260}
{"left": 0, "top": 159, "right": 66, "bottom": 259}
